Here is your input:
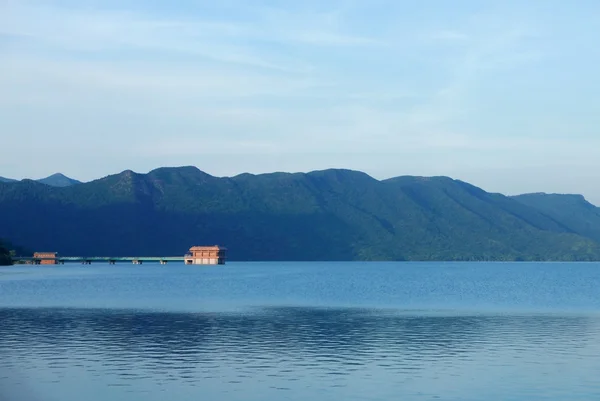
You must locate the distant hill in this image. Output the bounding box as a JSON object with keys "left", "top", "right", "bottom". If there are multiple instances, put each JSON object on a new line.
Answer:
{"left": 0, "top": 166, "right": 599, "bottom": 261}
{"left": 512, "top": 193, "right": 600, "bottom": 242}
{"left": 0, "top": 173, "right": 81, "bottom": 187}
{"left": 37, "top": 173, "right": 82, "bottom": 187}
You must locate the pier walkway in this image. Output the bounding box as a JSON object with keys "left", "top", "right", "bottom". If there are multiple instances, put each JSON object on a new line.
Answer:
{"left": 12, "top": 245, "right": 227, "bottom": 265}
{"left": 13, "top": 256, "right": 185, "bottom": 265}
{"left": 14, "top": 246, "right": 227, "bottom": 265}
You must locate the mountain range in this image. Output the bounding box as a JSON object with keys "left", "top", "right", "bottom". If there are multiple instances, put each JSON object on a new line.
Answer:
{"left": 1, "top": 166, "right": 600, "bottom": 261}
{"left": 0, "top": 173, "right": 81, "bottom": 187}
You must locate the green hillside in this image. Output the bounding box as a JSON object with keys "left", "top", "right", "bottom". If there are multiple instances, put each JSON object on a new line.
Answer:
{"left": 0, "top": 167, "right": 599, "bottom": 261}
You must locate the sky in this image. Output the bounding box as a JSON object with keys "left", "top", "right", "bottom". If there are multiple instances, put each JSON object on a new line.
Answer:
{"left": 2, "top": 0, "right": 600, "bottom": 202}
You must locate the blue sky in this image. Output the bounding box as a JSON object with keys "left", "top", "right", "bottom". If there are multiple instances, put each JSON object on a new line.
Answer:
{"left": 2, "top": 0, "right": 600, "bottom": 202}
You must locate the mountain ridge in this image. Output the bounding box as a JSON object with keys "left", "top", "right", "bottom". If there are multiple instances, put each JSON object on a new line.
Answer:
{"left": 1, "top": 166, "right": 599, "bottom": 261}
{"left": 4, "top": 168, "right": 598, "bottom": 206}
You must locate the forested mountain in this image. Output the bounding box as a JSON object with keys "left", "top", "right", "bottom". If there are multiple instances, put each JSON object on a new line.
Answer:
{"left": 0, "top": 166, "right": 599, "bottom": 261}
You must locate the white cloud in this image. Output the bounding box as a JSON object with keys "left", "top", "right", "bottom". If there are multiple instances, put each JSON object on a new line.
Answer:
{"left": 431, "top": 30, "right": 470, "bottom": 41}
{"left": 0, "top": 5, "right": 308, "bottom": 72}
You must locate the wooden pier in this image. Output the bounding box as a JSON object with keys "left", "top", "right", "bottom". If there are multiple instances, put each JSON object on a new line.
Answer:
{"left": 15, "top": 256, "right": 187, "bottom": 265}
{"left": 13, "top": 246, "right": 227, "bottom": 265}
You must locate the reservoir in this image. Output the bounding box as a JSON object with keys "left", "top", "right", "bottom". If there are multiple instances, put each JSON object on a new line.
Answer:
{"left": 1, "top": 262, "right": 600, "bottom": 400}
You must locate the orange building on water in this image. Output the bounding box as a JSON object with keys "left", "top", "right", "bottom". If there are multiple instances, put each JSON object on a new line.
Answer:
{"left": 185, "top": 246, "right": 226, "bottom": 265}
{"left": 33, "top": 252, "right": 59, "bottom": 265}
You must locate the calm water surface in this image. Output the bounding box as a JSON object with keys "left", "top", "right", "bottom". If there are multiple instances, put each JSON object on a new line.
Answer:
{"left": 1, "top": 262, "right": 600, "bottom": 400}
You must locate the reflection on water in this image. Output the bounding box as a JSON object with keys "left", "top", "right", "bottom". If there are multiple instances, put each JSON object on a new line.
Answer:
{"left": 1, "top": 307, "right": 600, "bottom": 401}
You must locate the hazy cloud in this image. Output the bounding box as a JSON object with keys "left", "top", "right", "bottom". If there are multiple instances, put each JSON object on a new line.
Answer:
{"left": 2, "top": 0, "right": 600, "bottom": 202}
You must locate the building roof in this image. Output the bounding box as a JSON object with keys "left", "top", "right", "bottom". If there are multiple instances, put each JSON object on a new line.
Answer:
{"left": 189, "top": 245, "right": 227, "bottom": 251}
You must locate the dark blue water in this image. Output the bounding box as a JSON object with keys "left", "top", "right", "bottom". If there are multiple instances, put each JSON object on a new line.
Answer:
{"left": 1, "top": 262, "right": 600, "bottom": 400}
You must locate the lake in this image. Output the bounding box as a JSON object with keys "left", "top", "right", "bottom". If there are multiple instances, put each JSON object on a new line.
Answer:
{"left": 1, "top": 262, "right": 600, "bottom": 400}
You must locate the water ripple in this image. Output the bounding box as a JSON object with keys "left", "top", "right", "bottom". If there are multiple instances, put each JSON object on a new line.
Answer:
{"left": 1, "top": 307, "right": 600, "bottom": 400}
